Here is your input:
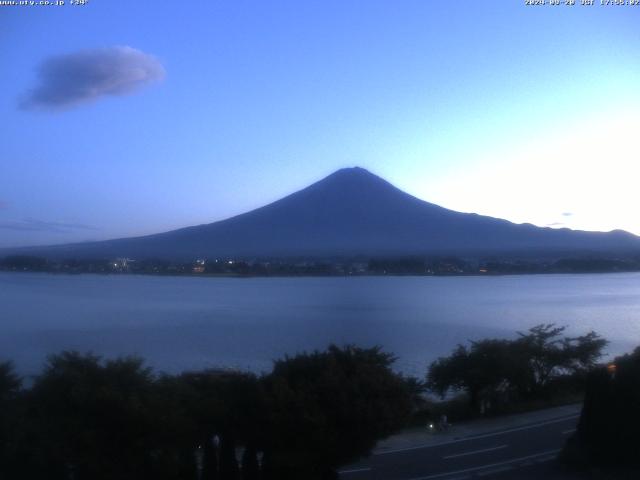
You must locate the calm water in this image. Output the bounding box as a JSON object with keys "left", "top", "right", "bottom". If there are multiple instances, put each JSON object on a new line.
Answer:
{"left": 1, "top": 272, "right": 640, "bottom": 377}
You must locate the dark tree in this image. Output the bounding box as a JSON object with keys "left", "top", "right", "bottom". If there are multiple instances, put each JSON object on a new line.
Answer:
{"left": 0, "top": 361, "right": 21, "bottom": 474}
{"left": 515, "top": 324, "right": 607, "bottom": 395}
{"left": 427, "top": 340, "right": 521, "bottom": 411}
{"left": 16, "top": 351, "right": 177, "bottom": 480}
{"left": 562, "top": 346, "right": 640, "bottom": 471}
{"left": 262, "top": 345, "right": 414, "bottom": 479}
{"left": 427, "top": 325, "right": 607, "bottom": 411}
{"left": 0, "top": 361, "right": 20, "bottom": 402}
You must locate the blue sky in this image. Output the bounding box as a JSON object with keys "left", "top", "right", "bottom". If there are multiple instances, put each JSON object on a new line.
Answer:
{"left": 1, "top": 1, "right": 640, "bottom": 247}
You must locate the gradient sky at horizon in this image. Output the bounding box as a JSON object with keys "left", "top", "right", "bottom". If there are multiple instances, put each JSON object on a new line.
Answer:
{"left": 2, "top": 1, "right": 640, "bottom": 247}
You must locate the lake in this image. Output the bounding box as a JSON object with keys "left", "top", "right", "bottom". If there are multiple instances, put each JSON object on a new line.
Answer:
{"left": 1, "top": 272, "right": 639, "bottom": 378}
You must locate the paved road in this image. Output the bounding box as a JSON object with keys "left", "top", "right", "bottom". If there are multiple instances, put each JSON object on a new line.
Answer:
{"left": 339, "top": 412, "right": 579, "bottom": 480}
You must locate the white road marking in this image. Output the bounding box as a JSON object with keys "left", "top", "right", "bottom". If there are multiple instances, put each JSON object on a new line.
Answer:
{"left": 375, "top": 414, "right": 579, "bottom": 455}
{"left": 562, "top": 428, "right": 576, "bottom": 435}
{"left": 338, "top": 467, "right": 371, "bottom": 475}
{"left": 443, "top": 444, "right": 507, "bottom": 460}
{"left": 476, "top": 465, "right": 513, "bottom": 476}
{"left": 534, "top": 454, "right": 557, "bottom": 463}
{"left": 406, "top": 448, "right": 561, "bottom": 480}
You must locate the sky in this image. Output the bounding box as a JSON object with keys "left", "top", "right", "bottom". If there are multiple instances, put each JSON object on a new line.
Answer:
{"left": 1, "top": 1, "right": 640, "bottom": 247}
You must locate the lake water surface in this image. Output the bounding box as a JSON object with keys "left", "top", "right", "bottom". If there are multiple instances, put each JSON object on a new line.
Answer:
{"left": 1, "top": 272, "right": 640, "bottom": 377}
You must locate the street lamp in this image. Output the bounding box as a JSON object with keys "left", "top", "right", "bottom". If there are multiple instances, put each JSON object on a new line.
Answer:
{"left": 211, "top": 434, "right": 221, "bottom": 474}
{"left": 65, "top": 462, "right": 76, "bottom": 480}
{"left": 234, "top": 445, "right": 246, "bottom": 478}
{"left": 256, "top": 450, "right": 265, "bottom": 479}
{"left": 194, "top": 445, "right": 204, "bottom": 480}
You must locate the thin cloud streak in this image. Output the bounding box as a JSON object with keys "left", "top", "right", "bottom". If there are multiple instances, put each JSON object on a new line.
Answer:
{"left": 0, "top": 218, "right": 99, "bottom": 233}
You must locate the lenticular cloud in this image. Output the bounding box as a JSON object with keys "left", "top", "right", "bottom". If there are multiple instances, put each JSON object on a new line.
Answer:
{"left": 21, "top": 46, "right": 165, "bottom": 111}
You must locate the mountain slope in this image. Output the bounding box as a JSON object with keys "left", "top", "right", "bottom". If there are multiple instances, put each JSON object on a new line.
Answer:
{"left": 7, "top": 167, "right": 640, "bottom": 260}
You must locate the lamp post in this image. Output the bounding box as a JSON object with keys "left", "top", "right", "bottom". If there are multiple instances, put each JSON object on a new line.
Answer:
{"left": 195, "top": 445, "right": 204, "bottom": 480}
{"left": 234, "top": 445, "right": 246, "bottom": 479}
{"left": 211, "top": 434, "right": 221, "bottom": 474}
{"left": 65, "top": 462, "right": 76, "bottom": 480}
{"left": 256, "top": 451, "right": 264, "bottom": 479}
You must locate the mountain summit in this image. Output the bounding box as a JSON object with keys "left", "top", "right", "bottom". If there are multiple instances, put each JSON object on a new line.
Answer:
{"left": 9, "top": 167, "right": 640, "bottom": 260}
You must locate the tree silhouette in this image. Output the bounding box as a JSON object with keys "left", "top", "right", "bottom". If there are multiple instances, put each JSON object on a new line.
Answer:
{"left": 427, "top": 325, "right": 607, "bottom": 411}
{"left": 262, "top": 344, "right": 414, "bottom": 479}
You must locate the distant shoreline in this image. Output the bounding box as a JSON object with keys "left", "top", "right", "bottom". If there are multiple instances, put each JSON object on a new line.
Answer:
{"left": 3, "top": 268, "right": 640, "bottom": 279}
{"left": 4, "top": 253, "right": 640, "bottom": 278}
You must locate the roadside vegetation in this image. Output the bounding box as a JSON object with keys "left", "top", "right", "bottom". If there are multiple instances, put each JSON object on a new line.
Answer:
{"left": 0, "top": 345, "right": 418, "bottom": 480}
{"left": 1, "top": 326, "right": 636, "bottom": 479}
{"left": 560, "top": 346, "right": 640, "bottom": 475}
{"left": 424, "top": 324, "right": 607, "bottom": 420}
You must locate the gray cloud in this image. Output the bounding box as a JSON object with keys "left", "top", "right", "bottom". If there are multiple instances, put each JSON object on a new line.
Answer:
{"left": 21, "top": 46, "right": 165, "bottom": 111}
{"left": 546, "top": 222, "right": 565, "bottom": 227}
{"left": 0, "top": 218, "right": 99, "bottom": 233}
{"left": 562, "top": 212, "right": 573, "bottom": 217}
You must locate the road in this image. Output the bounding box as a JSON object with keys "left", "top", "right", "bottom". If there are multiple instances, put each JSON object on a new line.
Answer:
{"left": 339, "top": 412, "right": 579, "bottom": 480}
